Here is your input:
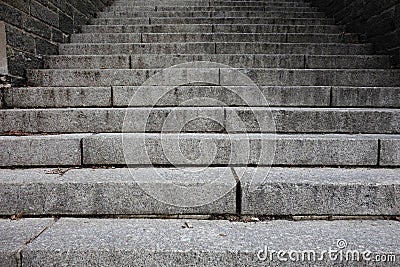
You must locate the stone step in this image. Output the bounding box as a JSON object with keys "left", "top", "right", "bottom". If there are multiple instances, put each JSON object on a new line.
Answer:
{"left": 81, "top": 24, "right": 343, "bottom": 34}
{"left": 59, "top": 42, "right": 212, "bottom": 55}
{"left": 3, "top": 218, "right": 399, "bottom": 266}
{"left": 114, "top": 85, "right": 400, "bottom": 108}
{"left": 211, "top": 0, "right": 309, "bottom": 2}
{"left": 1, "top": 133, "right": 399, "bottom": 167}
{"left": 0, "top": 134, "right": 87, "bottom": 167}
{"left": 107, "top": 6, "right": 313, "bottom": 12}
{"left": 1, "top": 167, "right": 400, "bottom": 216}
{"left": 113, "top": 0, "right": 310, "bottom": 3}
{"left": 0, "top": 218, "right": 55, "bottom": 267}
{"left": 332, "top": 87, "right": 400, "bottom": 108}
{"left": 0, "top": 167, "right": 236, "bottom": 215}
{"left": 239, "top": 167, "right": 400, "bottom": 216}
{"left": 80, "top": 133, "right": 400, "bottom": 167}
{"left": 114, "top": 0, "right": 309, "bottom": 3}
{"left": 217, "top": 42, "right": 371, "bottom": 55}
{"left": 209, "top": 0, "right": 311, "bottom": 6}
{"left": 303, "top": 55, "right": 390, "bottom": 69}
{"left": 224, "top": 68, "right": 400, "bottom": 87}
{"left": 97, "top": 10, "right": 322, "bottom": 18}
{"left": 90, "top": 17, "right": 334, "bottom": 26}
{"left": 4, "top": 87, "right": 113, "bottom": 108}
{"left": 221, "top": 23, "right": 343, "bottom": 33}
{"left": 108, "top": 1, "right": 312, "bottom": 8}
{"left": 111, "top": 0, "right": 217, "bottom": 6}
{"left": 230, "top": 0, "right": 310, "bottom": 1}
{"left": 44, "top": 54, "right": 389, "bottom": 70}
{"left": 111, "top": 2, "right": 311, "bottom": 7}
{"left": 27, "top": 68, "right": 400, "bottom": 87}
{"left": 45, "top": 55, "right": 131, "bottom": 69}
{"left": 109, "top": 2, "right": 315, "bottom": 8}
{"left": 161, "top": 54, "right": 387, "bottom": 69}
{"left": 59, "top": 43, "right": 372, "bottom": 55}
{"left": 1, "top": 107, "right": 399, "bottom": 134}
{"left": 71, "top": 33, "right": 360, "bottom": 44}
{"left": 5, "top": 86, "right": 400, "bottom": 109}
{"left": 111, "top": 0, "right": 312, "bottom": 7}
{"left": 210, "top": 0, "right": 309, "bottom": 2}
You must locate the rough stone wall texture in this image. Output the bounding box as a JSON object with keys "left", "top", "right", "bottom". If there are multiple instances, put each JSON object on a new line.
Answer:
{"left": 0, "top": 0, "right": 114, "bottom": 84}
{"left": 309, "top": 0, "right": 400, "bottom": 67}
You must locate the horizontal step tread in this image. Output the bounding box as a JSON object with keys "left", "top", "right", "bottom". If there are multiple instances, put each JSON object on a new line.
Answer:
{"left": 2, "top": 218, "right": 399, "bottom": 266}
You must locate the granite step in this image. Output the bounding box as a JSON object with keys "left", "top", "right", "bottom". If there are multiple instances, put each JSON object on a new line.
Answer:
{"left": 2, "top": 218, "right": 398, "bottom": 266}
{"left": 208, "top": 0, "right": 311, "bottom": 5}
{"left": 58, "top": 43, "right": 372, "bottom": 55}
{"left": 111, "top": 0, "right": 312, "bottom": 7}
{"left": 0, "top": 134, "right": 87, "bottom": 167}
{"left": 81, "top": 24, "right": 343, "bottom": 34}
{"left": 90, "top": 17, "right": 334, "bottom": 26}
{"left": 3, "top": 86, "right": 113, "bottom": 108}
{"left": 70, "top": 33, "right": 360, "bottom": 44}
{"left": 111, "top": 2, "right": 310, "bottom": 7}
{"left": 27, "top": 68, "right": 400, "bottom": 87}
{"left": 44, "top": 54, "right": 389, "bottom": 69}
{"left": 113, "top": 0, "right": 309, "bottom": 4}
{"left": 112, "top": 85, "right": 400, "bottom": 108}
{"left": 4, "top": 86, "right": 400, "bottom": 109}
{"left": 97, "top": 10, "right": 322, "bottom": 18}
{"left": 113, "top": 0, "right": 310, "bottom": 3}
{"left": 0, "top": 107, "right": 399, "bottom": 134}
{"left": 0, "top": 133, "right": 398, "bottom": 167}
{"left": 108, "top": 5, "right": 326, "bottom": 13}
{"left": 0, "top": 167, "right": 236, "bottom": 215}
{"left": 110, "top": 4, "right": 315, "bottom": 9}
{"left": 0, "top": 218, "right": 400, "bottom": 266}
{"left": 82, "top": 133, "right": 400, "bottom": 167}
{"left": 107, "top": 6, "right": 310, "bottom": 12}
{"left": 0, "top": 167, "right": 399, "bottom": 216}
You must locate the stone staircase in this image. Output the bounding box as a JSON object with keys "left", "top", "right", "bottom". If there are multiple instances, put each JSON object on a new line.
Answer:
{"left": 1, "top": 0, "right": 400, "bottom": 266}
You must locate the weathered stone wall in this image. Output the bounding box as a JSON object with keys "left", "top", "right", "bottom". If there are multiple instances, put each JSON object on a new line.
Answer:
{"left": 0, "top": 0, "right": 113, "bottom": 84}
{"left": 309, "top": 0, "right": 400, "bottom": 67}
